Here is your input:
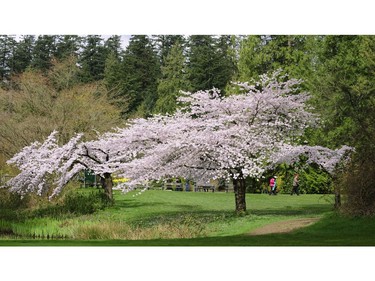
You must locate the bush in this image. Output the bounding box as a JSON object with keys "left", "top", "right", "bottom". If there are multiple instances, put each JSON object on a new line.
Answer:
{"left": 299, "top": 166, "right": 333, "bottom": 194}
{"left": 341, "top": 157, "right": 375, "bottom": 216}
{"left": 30, "top": 188, "right": 113, "bottom": 218}
{"left": 0, "top": 189, "right": 26, "bottom": 210}
{"left": 267, "top": 163, "right": 333, "bottom": 195}
{"left": 62, "top": 190, "right": 112, "bottom": 215}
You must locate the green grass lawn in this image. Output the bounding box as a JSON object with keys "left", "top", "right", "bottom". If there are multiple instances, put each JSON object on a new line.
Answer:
{"left": 1, "top": 189, "right": 375, "bottom": 246}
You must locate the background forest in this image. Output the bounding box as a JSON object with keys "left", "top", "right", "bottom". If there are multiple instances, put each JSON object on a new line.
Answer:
{"left": 0, "top": 35, "right": 374, "bottom": 214}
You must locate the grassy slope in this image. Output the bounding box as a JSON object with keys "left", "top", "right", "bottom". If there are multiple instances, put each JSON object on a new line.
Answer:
{"left": 1, "top": 190, "right": 375, "bottom": 246}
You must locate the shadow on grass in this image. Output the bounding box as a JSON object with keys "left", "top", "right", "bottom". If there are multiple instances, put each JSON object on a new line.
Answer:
{"left": 109, "top": 199, "right": 206, "bottom": 213}
{"left": 111, "top": 199, "right": 331, "bottom": 217}
{"left": 2, "top": 213, "right": 375, "bottom": 246}
{"left": 0, "top": 213, "right": 375, "bottom": 247}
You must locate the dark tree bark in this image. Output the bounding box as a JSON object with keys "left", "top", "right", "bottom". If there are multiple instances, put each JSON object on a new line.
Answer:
{"left": 334, "top": 187, "right": 341, "bottom": 209}
{"left": 333, "top": 176, "right": 341, "bottom": 209}
{"left": 232, "top": 177, "right": 247, "bottom": 214}
{"left": 100, "top": 172, "right": 113, "bottom": 201}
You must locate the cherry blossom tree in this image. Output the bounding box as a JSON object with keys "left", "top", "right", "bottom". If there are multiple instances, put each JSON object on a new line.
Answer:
{"left": 3, "top": 72, "right": 352, "bottom": 213}
{"left": 3, "top": 115, "right": 178, "bottom": 200}
{"left": 118, "top": 73, "right": 352, "bottom": 212}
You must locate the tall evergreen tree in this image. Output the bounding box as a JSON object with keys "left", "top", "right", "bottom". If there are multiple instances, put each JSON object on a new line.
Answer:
{"left": 119, "top": 35, "right": 161, "bottom": 117}
{"left": 187, "top": 35, "right": 236, "bottom": 93}
{"left": 237, "top": 35, "right": 268, "bottom": 81}
{"left": 187, "top": 35, "right": 217, "bottom": 92}
{"left": 11, "top": 35, "right": 35, "bottom": 74}
{"left": 238, "top": 35, "right": 315, "bottom": 84}
{"left": 215, "top": 35, "right": 238, "bottom": 91}
{"left": 54, "top": 35, "right": 82, "bottom": 60}
{"left": 0, "top": 35, "right": 16, "bottom": 81}
{"left": 31, "top": 35, "right": 57, "bottom": 72}
{"left": 153, "top": 35, "right": 185, "bottom": 66}
{"left": 154, "top": 41, "right": 191, "bottom": 114}
{"left": 307, "top": 35, "right": 375, "bottom": 213}
{"left": 103, "top": 52, "right": 126, "bottom": 110}
{"left": 103, "top": 36, "right": 123, "bottom": 99}
{"left": 310, "top": 36, "right": 375, "bottom": 151}
{"left": 104, "top": 35, "right": 122, "bottom": 59}
{"left": 79, "top": 35, "right": 108, "bottom": 82}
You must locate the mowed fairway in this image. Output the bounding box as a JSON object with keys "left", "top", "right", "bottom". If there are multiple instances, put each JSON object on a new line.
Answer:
{"left": 1, "top": 190, "right": 375, "bottom": 246}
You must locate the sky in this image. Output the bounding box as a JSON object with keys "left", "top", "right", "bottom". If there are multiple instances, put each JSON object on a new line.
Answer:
{"left": 102, "top": 35, "right": 130, "bottom": 49}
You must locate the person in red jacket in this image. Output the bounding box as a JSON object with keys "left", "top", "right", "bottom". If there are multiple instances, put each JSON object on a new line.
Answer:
{"left": 269, "top": 176, "right": 277, "bottom": 195}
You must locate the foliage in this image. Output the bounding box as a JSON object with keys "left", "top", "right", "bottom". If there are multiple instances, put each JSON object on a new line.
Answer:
{"left": 3, "top": 73, "right": 351, "bottom": 215}
{"left": 79, "top": 35, "right": 108, "bottom": 82}
{"left": 308, "top": 35, "right": 375, "bottom": 214}
{"left": 61, "top": 189, "right": 113, "bottom": 215}
{"left": 187, "top": 35, "right": 236, "bottom": 93}
{"left": 267, "top": 162, "right": 333, "bottom": 195}
{"left": 0, "top": 187, "right": 112, "bottom": 231}
{"left": 309, "top": 36, "right": 375, "bottom": 151}
{"left": 118, "top": 35, "right": 161, "bottom": 118}
{"left": 48, "top": 55, "right": 81, "bottom": 90}
{"left": 154, "top": 41, "right": 191, "bottom": 114}
{"left": 0, "top": 35, "right": 17, "bottom": 81}
{"left": 0, "top": 58, "right": 122, "bottom": 163}
{"left": 238, "top": 35, "right": 316, "bottom": 83}
{"left": 1, "top": 34, "right": 370, "bottom": 215}
{"left": 153, "top": 35, "right": 185, "bottom": 66}
{"left": 11, "top": 35, "right": 35, "bottom": 75}
{"left": 30, "top": 35, "right": 57, "bottom": 72}
{"left": 0, "top": 188, "right": 28, "bottom": 210}
{"left": 299, "top": 165, "right": 333, "bottom": 194}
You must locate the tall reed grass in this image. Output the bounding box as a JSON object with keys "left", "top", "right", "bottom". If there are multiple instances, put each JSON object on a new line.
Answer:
{"left": 0, "top": 216, "right": 209, "bottom": 240}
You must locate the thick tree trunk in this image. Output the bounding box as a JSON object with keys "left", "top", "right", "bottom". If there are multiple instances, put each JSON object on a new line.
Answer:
{"left": 100, "top": 172, "right": 113, "bottom": 201}
{"left": 334, "top": 189, "right": 341, "bottom": 209}
{"left": 333, "top": 177, "right": 341, "bottom": 209}
{"left": 233, "top": 177, "right": 247, "bottom": 214}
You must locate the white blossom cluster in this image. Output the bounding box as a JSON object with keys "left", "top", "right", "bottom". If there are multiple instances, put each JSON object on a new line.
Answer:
{"left": 3, "top": 73, "right": 352, "bottom": 197}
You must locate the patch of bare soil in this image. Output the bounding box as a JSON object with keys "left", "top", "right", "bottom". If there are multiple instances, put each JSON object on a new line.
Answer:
{"left": 248, "top": 218, "right": 320, "bottom": 236}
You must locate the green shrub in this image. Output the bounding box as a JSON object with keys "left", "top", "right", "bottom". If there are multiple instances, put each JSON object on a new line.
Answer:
{"left": 300, "top": 166, "right": 333, "bottom": 194}
{"left": 63, "top": 190, "right": 112, "bottom": 215}
{"left": 30, "top": 188, "right": 113, "bottom": 218}
{"left": 0, "top": 189, "right": 28, "bottom": 210}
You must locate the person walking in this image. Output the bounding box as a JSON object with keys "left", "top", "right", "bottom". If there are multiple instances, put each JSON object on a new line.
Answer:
{"left": 269, "top": 176, "right": 277, "bottom": 195}
{"left": 291, "top": 173, "right": 300, "bottom": 195}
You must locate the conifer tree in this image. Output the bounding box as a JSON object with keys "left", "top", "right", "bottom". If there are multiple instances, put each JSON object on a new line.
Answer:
{"left": 31, "top": 35, "right": 57, "bottom": 72}
{"left": 11, "top": 35, "right": 35, "bottom": 74}
{"left": 154, "top": 41, "right": 191, "bottom": 114}
{"left": 104, "top": 35, "right": 122, "bottom": 58}
{"left": 153, "top": 35, "right": 185, "bottom": 66}
{"left": 120, "top": 35, "right": 160, "bottom": 117}
{"left": 238, "top": 35, "right": 315, "bottom": 84}
{"left": 187, "top": 35, "right": 235, "bottom": 93}
{"left": 0, "top": 35, "right": 16, "bottom": 81}
{"left": 79, "top": 35, "right": 108, "bottom": 82}
{"left": 54, "top": 35, "right": 82, "bottom": 60}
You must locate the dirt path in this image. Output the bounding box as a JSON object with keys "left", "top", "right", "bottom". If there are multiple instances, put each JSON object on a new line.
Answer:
{"left": 248, "top": 217, "right": 320, "bottom": 236}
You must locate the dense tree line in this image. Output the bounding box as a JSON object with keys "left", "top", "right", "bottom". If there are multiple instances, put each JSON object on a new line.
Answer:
{"left": 0, "top": 34, "right": 374, "bottom": 214}
{"left": 0, "top": 35, "right": 238, "bottom": 117}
